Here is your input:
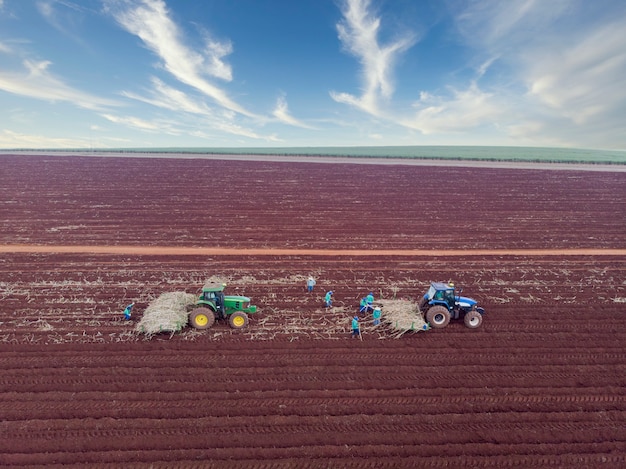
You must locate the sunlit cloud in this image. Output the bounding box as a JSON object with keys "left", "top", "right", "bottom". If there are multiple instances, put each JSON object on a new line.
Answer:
{"left": 455, "top": 0, "right": 571, "bottom": 48}
{"left": 105, "top": 0, "right": 255, "bottom": 117}
{"left": 330, "top": 0, "right": 416, "bottom": 115}
{"left": 121, "top": 76, "right": 214, "bottom": 115}
{"left": 405, "top": 82, "right": 505, "bottom": 134}
{"left": 36, "top": 0, "right": 91, "bottom": 47}
{"left": 0, "top": 129, "right": 88, "bottom": 148}
{"left": 101, "top": 113, "right": 166, "bottom": 132}
{"left": 200, "top": 33, "right": 233, "bottom": 82}
{"left": 1, "top": 0, "right": 623, "bottom": 149}
{"left": 330, "top": 0, "right": 508, "bottom": 137}
{"left": 524, "top": 19, "right": 626, "bottom": 125}
{"left": 406, "top": 0, "right": 626, "bottom": 147}
{"left": 0, "top": 59, "right": 120, "bottom": 110}
{"left": 102, "top": 109, "right": 276, "bottom": 142}
{"left": 272, "top": 95, "right": 315, "bottom": 129}
{"left": 0, "top": 0, "right": 17, "bottom": 19}
{"left": 119, "top": 76, "right": 277, "bottom": 140}
{"left": 192, "top": 123, "right": 280, "bottom": 142}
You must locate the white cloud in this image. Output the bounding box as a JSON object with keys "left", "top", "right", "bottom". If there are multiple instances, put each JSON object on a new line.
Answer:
{"left": 0, "top": 0, "right": 16, "bottom": 19}
{"left": 329, "top": 0, "right": 511, "bottom": 138}
{"left": 101, "top": 113, "right": 165, "bottom": 132}
{"left": 36, "top": 0, "right": 91, "bottom": 47}
{"left": 0, "top": 59, "right": 120, "bottom": 110}
{"left": 454, "top": 0, "right": 571, "bottom": 51}
{"left": 119, "top": 76, "right": 277, "bottom": 140}
{"left": 201, "top": 35, "right": 233, "bottom": 82}
{"left": 121, "top": 76, "right": 214, "bottom": 115}
{"left": 405, "top": 82, "right": 505, "bottom": 134}
{"left": 412, "top": 0, "right": 626, "bottom": 148}
{"left": 192, "top": 123, "right": 280, "bottom": 142}
{"left": 0, "top": 129, "right": 88, "bottom": 148}
{"left": 272, "top": 95, "right": 314, "bottom": 129}
{"left": 37, "top": 1, "right": 56, "bottom": 23}
{"left": 524, "top": 19, "right": 626, "bottom": 125}
{"left": 331, "top": 0, "right": 416, "bottom": 115}
{"left": 106, "top": 0, "right": 254, "bottom": 117}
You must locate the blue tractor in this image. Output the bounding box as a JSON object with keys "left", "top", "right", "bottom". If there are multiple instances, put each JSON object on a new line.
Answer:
{"left": 419, "top": 282, "right": 485, "bottom": 329}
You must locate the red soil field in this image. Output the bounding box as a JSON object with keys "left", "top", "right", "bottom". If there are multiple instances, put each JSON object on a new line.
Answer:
{"left": 0, "top": 154, "right": 625, "bottom": 468}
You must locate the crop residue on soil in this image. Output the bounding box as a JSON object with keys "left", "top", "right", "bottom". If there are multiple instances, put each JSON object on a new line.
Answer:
{"left": 0, "top": 155, "right": 624, "bottom": 468}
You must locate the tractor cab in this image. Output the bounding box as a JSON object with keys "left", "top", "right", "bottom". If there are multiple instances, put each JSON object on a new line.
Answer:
{"left": 199, "top": 283, "right": 225, "bottom": 314}
{"left": 197, "top": 283, "right": 226, "bottom": 318}
{"left": 426, "top": 282, "right": 456, "bottom": 309}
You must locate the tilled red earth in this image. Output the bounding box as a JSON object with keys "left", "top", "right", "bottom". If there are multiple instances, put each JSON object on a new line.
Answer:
{"left": 0, "top": 154, "right": 625, "bottom": 468}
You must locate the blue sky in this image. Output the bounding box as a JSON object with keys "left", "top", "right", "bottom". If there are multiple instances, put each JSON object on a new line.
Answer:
{"left": 0, "top": 0, "right": 625, "bottom": 150}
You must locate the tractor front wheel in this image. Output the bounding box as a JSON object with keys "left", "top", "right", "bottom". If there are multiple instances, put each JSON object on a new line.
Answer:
{"left": 229, "top": 312, "right": 249, "bottom": 330}
{"left": 464, "top": 310, "right": 483, "bottom": 329}
{"left": 426, "top": 306, "right": 451, "bottom": 329}
{"left": 189, "top": 307, "right": 215, "bottom": 330}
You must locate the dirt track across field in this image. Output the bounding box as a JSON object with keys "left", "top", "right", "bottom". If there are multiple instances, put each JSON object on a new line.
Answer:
{"left": 0, "top": 244, "right": 625, "bottom": 256}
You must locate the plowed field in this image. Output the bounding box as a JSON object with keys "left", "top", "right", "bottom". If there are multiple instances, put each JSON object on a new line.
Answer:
{"left": 0, "top": 154, "right": 625, "bottom": 468}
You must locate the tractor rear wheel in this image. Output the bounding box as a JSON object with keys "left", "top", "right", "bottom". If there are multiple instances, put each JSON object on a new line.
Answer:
{"left": 426, "top": 306, "right": 451, "bottom": 328}
{"left": 418, "top": 297, "right": 429, "bottom": 313}
{"left": 229, "top": 312, "right": 249, "bottom": 330}
{"left": 464, "top": 310, "right": 483, "bottom": 329}
{"left": 189, "top": 307, "right": 215, "bottom": 330}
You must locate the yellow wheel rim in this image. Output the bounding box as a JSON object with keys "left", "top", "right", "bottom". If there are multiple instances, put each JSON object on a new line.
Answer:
{"left": 196, "top": 314, "right": 208, "bottom": 326}
{"left": 232, "top": 315, "right": 245, "bottom": 327}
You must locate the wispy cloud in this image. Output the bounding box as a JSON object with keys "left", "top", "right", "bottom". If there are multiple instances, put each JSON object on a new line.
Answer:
{"left": 398, "top": 1, "right": 569, "bottom": 137}
{"left": 119, "top": 76, "right": 278, "bottom": 140}
{"left": 450, "top": 0, "right": 626, "bottom": 147}
{"left": 405, "top": 82, "right": 505, "bottom": 134}
{"left": 0, "top": 59, "right": 120, "bottom": 110}
{"left": 190, "top": 123, "right": 280, "bottom": 142}
{"left": 121, "top": 76, "right": 214, "bottom": 115}
{"left": 105, "top": 0, "right": 254, "bottom": 117}
{"left": 330, "top": 0, "right": 416, "bottom": 115}
{"left": 101, "top": 108, "right": 280, "bottom": 142}
{"left": 102, "top": 111, "right": 251, "bottom": 141}
{"left": 272, "top": 95, "right": 315, "bottom": 129}
{"left": 524, "top": 19, "right": 626, "bottom": 125}
{"left": 0, "top": 128, "right": 88, "bottom": 148}
{"left": 455, "top": 0, "right": 571, "bottom": 49}
{"left": 101, "top": 113, "right": 166, "bottom": 132}
{"left": 0, "top": 0, "right": 17, "bottom": 20}
{"left": 36, "top": 0, "right": 92, "bottom": 47}
{"left": 330, "top": 0, "right": 506, "bottom": 137}
{"left": 328, "top": 0, "right": 625, "bottom": 147}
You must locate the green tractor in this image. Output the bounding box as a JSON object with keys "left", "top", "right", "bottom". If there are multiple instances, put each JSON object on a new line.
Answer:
{"left": 188, "top": 283, "right": 257, "bottom": 330}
